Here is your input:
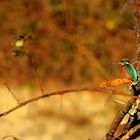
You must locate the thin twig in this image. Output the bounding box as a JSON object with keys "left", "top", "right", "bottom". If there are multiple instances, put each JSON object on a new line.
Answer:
{"left": 2, "top": 135, "right": 21, "bottom": 140}
{"left": 0, "top": 87, "right": 139, "bottom": 117}
{"left": 31, "top": 62, "right": 45, "bottom": 95}
{"left": 27, "top": 53, "right": 45, "bottom": 95}
{"left": 0, "top": 77, "right": 20, "bottom": 104}
{"left": 120, "top": 0, "right": 129, "bottom": 14}
{"left": 113, "top": 100, "right": 126, "bottom": 105}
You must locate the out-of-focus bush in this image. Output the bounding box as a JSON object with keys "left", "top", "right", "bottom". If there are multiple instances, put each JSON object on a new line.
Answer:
{"left": 0, "top": 0, "right": 135, "bottom": 87}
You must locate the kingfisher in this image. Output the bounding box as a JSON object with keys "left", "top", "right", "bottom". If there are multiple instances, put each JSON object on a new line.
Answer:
{"left": 118, "top": 58, "right": 138, "bottom": 84}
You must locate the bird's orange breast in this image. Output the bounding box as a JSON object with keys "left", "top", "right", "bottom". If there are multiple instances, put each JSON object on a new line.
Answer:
{"left": 122, "top": 66, "right": 133, "bottom": 81}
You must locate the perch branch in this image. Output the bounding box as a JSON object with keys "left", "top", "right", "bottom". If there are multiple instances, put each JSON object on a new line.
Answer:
{"left": 0, "top": 87, "right": 139, "bottom": 117}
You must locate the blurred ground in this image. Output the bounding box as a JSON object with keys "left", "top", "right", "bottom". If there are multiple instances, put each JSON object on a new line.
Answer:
{"left": 0, "top": 86, "right": 124, "bottom": 140}
{"left": 0, "top": 0, "right": 137, "bottom": 140}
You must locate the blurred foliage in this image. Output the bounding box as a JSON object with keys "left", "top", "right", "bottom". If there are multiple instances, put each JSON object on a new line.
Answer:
{"left": 0, "top": 0, "right": 136, "bottom": 87}
{"left": 0, "top": 1, "right": 137, "bottom": 140}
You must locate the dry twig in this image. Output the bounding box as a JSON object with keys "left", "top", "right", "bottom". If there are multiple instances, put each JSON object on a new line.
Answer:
{"left": 0, "top": 87, "right": 139, "bottom": 117}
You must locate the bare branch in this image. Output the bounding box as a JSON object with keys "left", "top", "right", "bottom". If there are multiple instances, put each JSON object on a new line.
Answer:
{"left": 0, "top": 87, "right": 139, "bottom": 117}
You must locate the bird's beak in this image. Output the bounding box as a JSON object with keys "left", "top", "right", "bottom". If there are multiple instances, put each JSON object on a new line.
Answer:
{"left": 112, "top": 61, "right": 121, "bottom": 64}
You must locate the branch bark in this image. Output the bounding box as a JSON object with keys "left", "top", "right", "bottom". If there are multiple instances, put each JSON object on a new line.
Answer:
{"left": 0, "top": 87, "right": 139, "bottom": 117}
{"left": 105, "top": 1, "right": 140, "bottom": 139}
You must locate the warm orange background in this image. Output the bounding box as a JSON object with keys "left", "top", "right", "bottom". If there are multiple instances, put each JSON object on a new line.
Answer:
{"left": 0, "top": 1, "right": 136, "bottom": 140}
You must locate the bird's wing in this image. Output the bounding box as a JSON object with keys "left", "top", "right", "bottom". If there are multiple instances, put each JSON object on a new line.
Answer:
{"left": 125, "top": 64, "right": 138, "bottom": 82}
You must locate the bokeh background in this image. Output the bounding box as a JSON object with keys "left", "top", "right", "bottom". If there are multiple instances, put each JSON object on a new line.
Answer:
{"left": 0, "top": 0, "right": 137, "bottom": 140}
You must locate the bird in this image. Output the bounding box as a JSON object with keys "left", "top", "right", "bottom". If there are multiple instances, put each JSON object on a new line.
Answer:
{"left": 117, "top": 58, "right": 138, "bottom": 83}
